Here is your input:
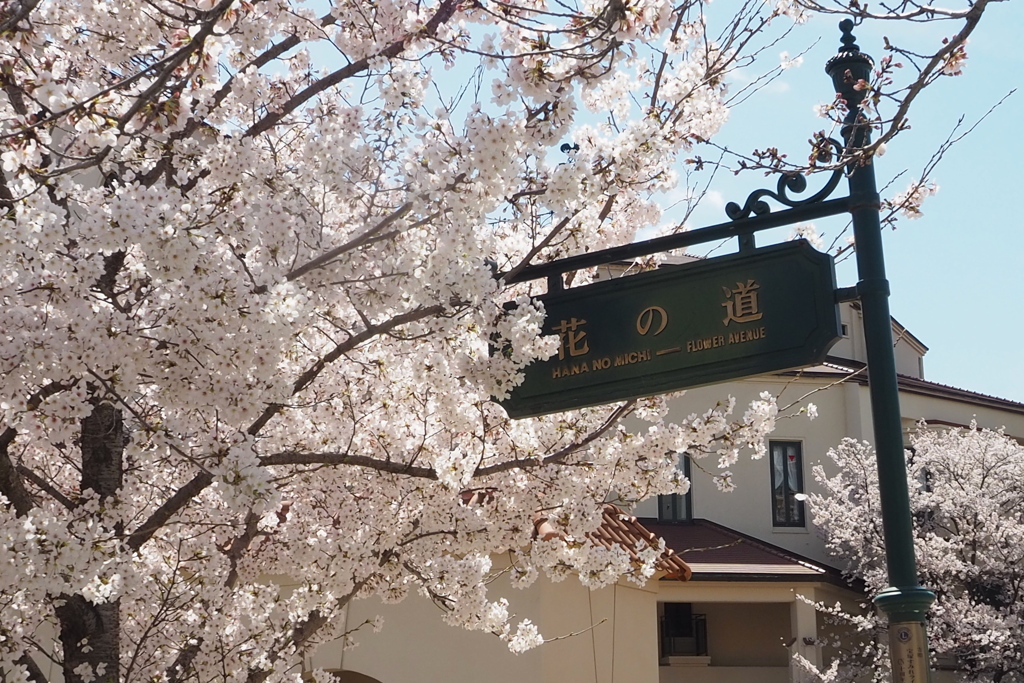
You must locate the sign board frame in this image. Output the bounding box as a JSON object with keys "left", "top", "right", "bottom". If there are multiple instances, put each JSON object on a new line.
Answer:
{"left": 502, "top": 240, "right": 840, "bottom": 418}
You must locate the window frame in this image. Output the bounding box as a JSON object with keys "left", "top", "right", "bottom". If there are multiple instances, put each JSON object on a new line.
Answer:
{"left": 659, "top": 602, "right": 708, "bottom": 658}
{"left": 658, "top": 457, "right": 693, "bottom": 523}
{"left": 769, "top": 440, "right": 805, "bottom": 527}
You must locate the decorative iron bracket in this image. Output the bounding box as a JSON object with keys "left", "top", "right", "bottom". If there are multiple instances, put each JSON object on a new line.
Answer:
{"left": 725, "top": 139, "right": 846, "bottom": 221}
{"left": 501, "top": 138, "right": 852, "bottom": 286}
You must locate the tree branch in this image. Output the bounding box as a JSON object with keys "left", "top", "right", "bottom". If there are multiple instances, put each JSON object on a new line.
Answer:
{"left": 261, "top": 400, "right": 636, "bottom": 480}
{"left": 128, "top": 303, "right": 452, "bottom": 552}
{"left": 1, "top": 1, "right": 232, "bottom": 150}
{"left": 126, "top": 471, "right": 215, "bottom": 552}
{"left": 502, "top": 209, "right": 581, "bottom": 284}
{"left": 283, "top": 201, "right": 414, "bottom": 282}
{"left": 0, "top": 428, "right": 35, "bottom": 516}
{"left": 224, "top": 511, "right": 262, "bottom": 589}
{"left": 0, "top": 0, "right": 41, "bottom": 33}
{"left": 17, "top": 464, "right": 75, "bottom": 510}
{"left": 116, "top": 0, "right": 236, "bottom": 133}
{"left": 244, "top": 576, "right": 375, "bottom": 683}
{"left": 475, "top": 400, "right": 635, "bottom": 477}
{"left": 165, "top": 637, "right": 203, "bottom": 683}
{"left": 0, "top": 380, "right": 77, "bottom": 516}
{"left": 244, "top": 0, "right": 459, "bottom": 138}
{"left": 246, "top": 303, "right": 448, "bottom": 435}
{"left": 14, "top": 652, "right": 48, "bottom": 683}
{"left": 795, "top": 1, "right": 981, "bottom": 22}
{"left": 259, "top": 451, "right": 438, "bottom": 479}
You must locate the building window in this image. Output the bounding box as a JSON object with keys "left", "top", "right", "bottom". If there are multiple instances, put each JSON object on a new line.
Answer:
{"left": 659, "top": 602, "right": 708, "bottom": 658}
{"left": 659, "top": 457, "right": 692, "bottom": 522}
{"left": 770, "top": 441, "right": 804, "bottom": 527}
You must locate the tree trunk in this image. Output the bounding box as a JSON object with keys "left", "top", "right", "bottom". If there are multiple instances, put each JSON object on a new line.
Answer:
{"left": 80, "top": 402, "right": 123, "bottom": 504}
{"left": 56, "top": 402, "right": 123, "bottom": 683}
{"left": 55, "top": 596, "right": 120, "bottom": 683}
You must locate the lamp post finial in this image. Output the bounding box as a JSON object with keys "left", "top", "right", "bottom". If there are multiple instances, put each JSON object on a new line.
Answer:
{"left": 825, "top": 20, "right": 875, "bottom": 143}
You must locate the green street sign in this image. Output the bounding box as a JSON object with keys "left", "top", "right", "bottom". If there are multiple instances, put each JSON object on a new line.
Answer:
{"left": 502, "top": 240, "right": 841, "bottom": 418}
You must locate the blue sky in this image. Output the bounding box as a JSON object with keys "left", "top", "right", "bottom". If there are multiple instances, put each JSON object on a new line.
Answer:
{"left": 680, "top": 3, "right": 1024, "bottom": 404}
{"left": 298, "top": 2, "right": 1024, "bottom": 405}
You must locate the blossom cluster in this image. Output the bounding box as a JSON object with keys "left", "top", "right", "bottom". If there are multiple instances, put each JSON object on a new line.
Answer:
{"left": 0, "top": 0, "right": 876, "bottom": 679}
{"left": 807, "top": 425, "right": 1024, "bottom": 681}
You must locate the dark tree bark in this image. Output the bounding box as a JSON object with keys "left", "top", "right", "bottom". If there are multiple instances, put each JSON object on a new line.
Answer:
{"left": 0, "top": 426, "right": 36, "bottom": 516}
{"left": 54, "top": 402, "right": 124, "bottom": 683}
{"left": 55, "top": 596, "right": 120, "bottom": 683}
{"left": 80, "top": 402, "right": 123, "bottom": 502}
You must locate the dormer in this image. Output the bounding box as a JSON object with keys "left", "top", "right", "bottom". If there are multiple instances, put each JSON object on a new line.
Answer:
{"left": 829, "top": 302, "right": 928, "bottom": 379}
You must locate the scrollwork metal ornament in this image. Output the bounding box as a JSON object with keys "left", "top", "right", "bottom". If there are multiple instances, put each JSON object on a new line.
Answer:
{"left": 724, "top": 137, "right": 846, "bottom": 221}
{"left": 725, "top": 20, "right": 877, "bottom": 223}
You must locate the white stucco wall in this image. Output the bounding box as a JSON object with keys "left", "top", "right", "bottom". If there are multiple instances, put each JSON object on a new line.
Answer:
{"left": 631, "top": 370, "right": 1024, "bottom": 565}
{"left": 312, "top": 571, "right": 661, "bottom": 683}
{"left": 631, "top": 374, "right": 870, "bottom": 564}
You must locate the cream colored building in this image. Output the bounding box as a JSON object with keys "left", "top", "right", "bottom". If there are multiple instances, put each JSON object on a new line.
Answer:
{"left": 311, "top": 301, "right": 1024, "bottom": 683}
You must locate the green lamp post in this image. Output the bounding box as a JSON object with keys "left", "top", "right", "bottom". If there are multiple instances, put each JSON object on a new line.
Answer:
{"left": 502, "top": 24, "right": 939, "bottom": 679}
{"left": 826, "top": 20, "right": 936, "bottom": 683}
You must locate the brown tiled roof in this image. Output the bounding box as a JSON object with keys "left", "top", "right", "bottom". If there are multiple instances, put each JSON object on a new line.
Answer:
{"left": 639, "top": 518, "right": 848, "bottom": 585}
{"left": 894, "top": 373, "right": 1024, "bottom": 415}
{"left": 780, "top": 357, "right": 1024, "bottom": 417}
{"left": 586, "top": 505, "right": 692, "bottom": 580}
{"left": 462, "top": 494, "right": 693, "bottom": 581}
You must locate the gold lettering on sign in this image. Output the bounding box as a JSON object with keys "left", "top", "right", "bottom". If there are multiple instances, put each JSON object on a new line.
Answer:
{"left": 686, "top": 335, "right": 726, "bottom": 353}
{"left": 722, "top": 280, "right": 764, "bottom": 326}
{"left": 636, "top": 306, "right": 668, "bottom": 336}
{"left": 551, "top": 361, "right": 591, "bottom": 379}
{"left": 727, "top": 326, "right": 766, "bottom": 344}
{"left": 685, "top": 326, "right": 767, "bottom": 353}
{"left": 613, "top": 349, "right": 652, "bottom": 366}
{"left": 552, "top": 317, "right": 590, "bottom": 360}
{"left": 551, "top": 351, "right": 647, "bottom": 379}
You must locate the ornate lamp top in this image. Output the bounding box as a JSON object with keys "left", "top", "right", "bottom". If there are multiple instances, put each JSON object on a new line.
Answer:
{"left": 825, "top": 19, "right": 875, "bottom": 84}
{"left": 825, "top": 19, "right": 876, "bottom": 142}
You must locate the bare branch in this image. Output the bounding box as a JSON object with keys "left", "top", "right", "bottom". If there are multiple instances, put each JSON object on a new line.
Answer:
{"left": 874, "top": 1, "right": 990, "bottom": 149}
{"left": 795, "top": 0, "right": 983, "bottom": 22}
{"left": 244, "top": 0, "right": 459, "bottom": 138}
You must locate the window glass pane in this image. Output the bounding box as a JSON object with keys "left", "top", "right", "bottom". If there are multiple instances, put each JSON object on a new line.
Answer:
{"left": 769, "top": 441, "right": 803, "bottom": 526}
{"left": 660, "top": 603, "right": 708, "bottom": 658}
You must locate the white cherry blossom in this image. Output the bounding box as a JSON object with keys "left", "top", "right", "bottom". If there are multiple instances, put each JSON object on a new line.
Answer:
{"left": 807, "top": 425, "right": 1024, "bottom": 682}
{"left": 0, "top": 0, "right": 987, "bottom": 680}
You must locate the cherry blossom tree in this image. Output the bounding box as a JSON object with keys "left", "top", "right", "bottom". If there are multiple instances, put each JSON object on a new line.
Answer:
{"left": 806, "top": 425, "right": 1024, "bottom": 683}
{"left": 0, "top": 0, "right": 992, "bottom": 680}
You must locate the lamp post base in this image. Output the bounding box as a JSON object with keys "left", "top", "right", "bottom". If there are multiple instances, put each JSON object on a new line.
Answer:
{"left": 874, "top": 587, "right": 936, "bottom": 683}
